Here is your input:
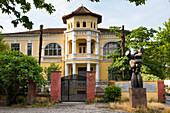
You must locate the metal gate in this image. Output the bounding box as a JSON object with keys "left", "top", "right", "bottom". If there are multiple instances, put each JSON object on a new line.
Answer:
{"left": 61, "top": 74, "right": 87, "bottom": 102}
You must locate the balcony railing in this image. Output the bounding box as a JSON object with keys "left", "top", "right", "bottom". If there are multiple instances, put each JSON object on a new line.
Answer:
{"left": 66, "top": 53, "right": 99, "bottom": 59}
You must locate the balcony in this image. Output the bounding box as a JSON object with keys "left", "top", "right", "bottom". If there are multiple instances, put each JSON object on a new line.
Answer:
{"left": 66, "top": 53, "right": 99, "bottom": 60}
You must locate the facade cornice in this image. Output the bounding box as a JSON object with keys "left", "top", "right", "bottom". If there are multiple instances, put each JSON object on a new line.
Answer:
{"left": 64, "top": 28, "right": 100, "bottom": 33}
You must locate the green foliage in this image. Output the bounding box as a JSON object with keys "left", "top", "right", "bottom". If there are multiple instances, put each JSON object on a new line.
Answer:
{"left": 164, "top": 91, "right": 170, "bottom": 96}
{"left": 31, "top": 100, "right": 58, "bottom": 107}
{"left": 0, "top": 32, "right": 9, "bottom": 51}
{"left": 143, "top": 19, "right": 170, "bottom": 79}
{"left": 141, "top": 65, "right": 151, "bottom": 74}
{"left": 107, "top": 52, "right": 131, "bottom": 72}
{"left": 85, "top": 100, "right": 95, "bottom": 104}
{"left": 0, "top": 0, "right": 55, "bottom": 29}
{"left": 44, "top": 63, "right": 61, "bottom": 82}
{"left": 126, "top": 26, "right": 157, "bottom": 51}
{"left": 0, "top": 50, "right": 44, "bottom": 105}
{"left": 109, "top": 26, "right": 131, "bottom": 39}
{"left": 104, "top": 85, "right": 122, "bottom": 101}
{"left": 141, "top": 73, "right": 161, "bottom": 81}
{"left": 109, "top": 23, "right": 169, "bottom": 79}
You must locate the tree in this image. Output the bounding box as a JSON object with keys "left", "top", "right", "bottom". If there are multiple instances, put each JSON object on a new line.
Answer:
{"left": 0, "top": 50, "right": 44, "bottom": 105}
{"left": 44, "top": 63, "right": 61, "bottom": 82}
{"left": 0, "top": 0, "right": 147, "bottom": 30}
{"left": 107, "top": 26, "right": 131, "bottom": 80}
{"left": 143, "top": 19, "right": 170, "bottom": 78}
{"left": 0, "top": 32, "right": 9, "bottom": 51}
{"left": 0, "top": 0, "right": 55, "bottom": 30}
{"left": 126, "top": 26, "right": 157, "bottom": 51}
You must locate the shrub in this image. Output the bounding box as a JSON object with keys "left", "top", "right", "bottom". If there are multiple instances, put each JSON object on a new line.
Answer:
{"left": 0, "top": 50, "right": 44, "bottom": 105}
{"left": 104, "top": 85, "right": 122, "bottom": 101}
{"left": 141, "top": 73, "right": 161, "bottom": 81}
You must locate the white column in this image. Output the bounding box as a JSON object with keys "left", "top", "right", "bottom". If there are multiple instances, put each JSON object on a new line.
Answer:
{"left": 73, "top": 63, "right": 76, "bottom": 75}
{"left": 65, "top": 63, "right": 69, "bottom": 76}
{"left": 65, "top": 34, "right": 68, "bottom": 59}
{"left": 96, "top": 33, "right": 99, "bottom": 59}
{"left": 96, "top": 63, "right": 100, "bottom": 83}
{"left": 67, "top": 43, "right": 70, "bottom": 55}
{"left": 87, "top": 63, "right": 90, "bottom": 71}
{"left": 87, "top": 31, "right": 91, "bottom": 58}
{"left": 72, "top": 32, "right": 76, "bottom": 58}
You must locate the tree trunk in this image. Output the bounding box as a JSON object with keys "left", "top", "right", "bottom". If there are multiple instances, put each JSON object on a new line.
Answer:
{"left": 120, "top": 25, "right": 125, "bottom": 80}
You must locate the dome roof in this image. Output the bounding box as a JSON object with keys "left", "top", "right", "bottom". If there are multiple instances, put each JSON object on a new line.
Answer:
{"left": 62, "top": 6, "right": 102, "bottom": 24}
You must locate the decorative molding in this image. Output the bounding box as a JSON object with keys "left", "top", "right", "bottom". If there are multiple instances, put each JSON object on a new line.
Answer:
{"left": 101, "top": 40, "right": 118, "bottom": 56}
{"left": 100, "top": 35, "right": 119, "bottom": 39}
{"left": 42, "top": 41, "right": 64, "bottom": 57}
{"left": 66, "top": 58, "right": 99, "bottom": 61}
{"left": 41, "top": 61, "right": 63, "bottom": 63}
{"left": 65, "top": 62, "right": 99, "bottom": 64}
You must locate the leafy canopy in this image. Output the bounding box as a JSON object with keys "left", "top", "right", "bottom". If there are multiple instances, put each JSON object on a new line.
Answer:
{"left": 0, "top": 50, "right": 44, "bottom": 105}
{"left": 126, "top": 26, "right": 157, "bottom": 51}
{"left": 0, "top": 0, "right": 55, "bottom": 29}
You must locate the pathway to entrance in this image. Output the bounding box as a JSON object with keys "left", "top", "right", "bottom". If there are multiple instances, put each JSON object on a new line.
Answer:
{"left": 0, "top": 102, "right": 128, "bottom": 113}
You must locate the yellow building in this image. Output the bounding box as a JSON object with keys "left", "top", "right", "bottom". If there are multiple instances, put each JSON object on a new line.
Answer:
{"left": 2, "top": 6, "right": 119, "bottom": 83}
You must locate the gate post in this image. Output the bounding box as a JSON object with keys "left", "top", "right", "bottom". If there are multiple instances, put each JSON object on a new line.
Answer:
{"left": 51, "top": 71, "right": 61, "bottom": 103}
{"left": 27, "top": 81, "right": 37, "bottom": 105}
{"left": 87, "top": 71, "right": 95, "bottom": 102}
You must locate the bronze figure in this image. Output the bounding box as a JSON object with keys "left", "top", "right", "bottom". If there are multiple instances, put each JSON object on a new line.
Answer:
{"left": 126, "top": 48, "right": 144, "bottom": 88}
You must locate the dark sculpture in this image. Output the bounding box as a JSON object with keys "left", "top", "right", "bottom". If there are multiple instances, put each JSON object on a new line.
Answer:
{"left": 126, "top": 48, "right": 144, "bottom": 88}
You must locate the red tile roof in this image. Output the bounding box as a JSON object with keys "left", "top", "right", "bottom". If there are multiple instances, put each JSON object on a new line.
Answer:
{"left": 62, "top": 6, "right": 102, "bottom": 24}
{"left": 2, "top": 28, "right": 114, "bottom": 35}
{"left": 3, "top": 28, "right": 66, "bottom": 35}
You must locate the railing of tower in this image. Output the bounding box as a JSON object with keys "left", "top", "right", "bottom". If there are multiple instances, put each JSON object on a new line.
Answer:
{"left": 67, "top": 53, "right": 99, "bottom": 59}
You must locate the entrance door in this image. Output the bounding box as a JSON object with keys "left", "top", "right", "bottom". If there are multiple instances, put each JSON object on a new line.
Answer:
{"left": 78, "top": 67, "right": 86, "bottom": 80}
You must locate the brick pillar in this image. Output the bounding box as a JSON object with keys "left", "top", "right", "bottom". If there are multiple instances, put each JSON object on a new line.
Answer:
{"left": 157, "top": 81, "right": 165, "bottom": 102}
{"left": 87, "top": 71, "right": 95, "bottom": 102}
{"left": 51, "top": 71, "right": 61, "bottom": 103}
{"left": 27, "top": 81, "right": 37, "bottom": 105}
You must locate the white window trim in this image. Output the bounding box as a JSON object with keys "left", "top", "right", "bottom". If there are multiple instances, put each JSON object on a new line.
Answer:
{"left": 26, "top": 42, "right": 33, "bottom": 56}
{"left": 42, "top": 41, "right": 63, "bottom": 57}
{"left": 10, "top": 42, "right": 21, "bottom": 52}
{"left": 101, "top": 40, "right": 117, "bottom": 56}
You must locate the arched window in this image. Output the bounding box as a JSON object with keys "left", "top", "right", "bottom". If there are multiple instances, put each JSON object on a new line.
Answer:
{"left": 94, "top": 23, "right": 96, "bottom": 29}
{"left": 45, "top": 43, "right": 61, "bottom": 56}
{"left": 103, "top": 42, "right": 117, "bottom": 55}
{"left": 68, "top": 23, "right": 70, "bottom": 29}
{"left": 77, "top": 22, "right": 80, "bottom": 27}
{"left": 83, "top": 22, "right": 86, "bottom": 27}
{"left": 91, "top": 22, "right": 93, "bottom": 28}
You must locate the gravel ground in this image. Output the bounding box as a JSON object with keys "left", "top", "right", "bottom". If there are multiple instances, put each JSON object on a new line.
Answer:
{"left": 0, "top": 102, "right": 128, "bottom": 113}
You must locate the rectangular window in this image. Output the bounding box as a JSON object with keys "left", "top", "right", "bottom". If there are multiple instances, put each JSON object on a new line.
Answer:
{"left": 79, "top": 43, "right": 86, "bottom": 53}
{"left": 83, "top": 47, "right": 86, "bottom": 53}
{"left": 11, "top": 43, "right": 20, "bottom": 51}
{"left": 27, "top": 43, "right": 32, "bottom": 56}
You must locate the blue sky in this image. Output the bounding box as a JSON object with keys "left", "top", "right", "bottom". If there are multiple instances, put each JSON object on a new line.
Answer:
{"left": 0, "top": 0, "right": 170, "bottom": 33}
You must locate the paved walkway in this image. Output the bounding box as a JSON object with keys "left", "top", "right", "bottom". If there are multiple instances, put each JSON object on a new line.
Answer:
{"left": 0, "top": 102, "right": 127, "bottom": 113}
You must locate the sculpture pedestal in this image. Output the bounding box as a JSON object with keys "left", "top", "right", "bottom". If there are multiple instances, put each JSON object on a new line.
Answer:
{"left": 129, "top": 88, "right": 147, "bottom": 108}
